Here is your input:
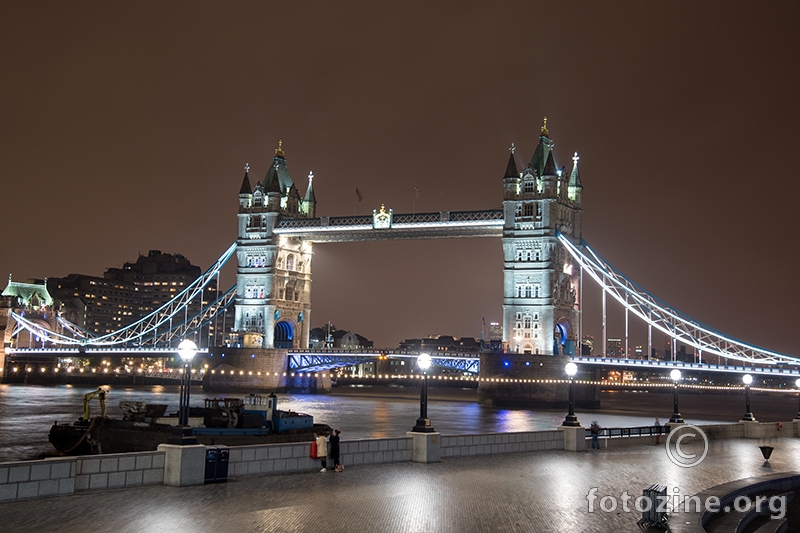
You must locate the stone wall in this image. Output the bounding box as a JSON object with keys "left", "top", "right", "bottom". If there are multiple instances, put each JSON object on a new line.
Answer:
{"left": 440, "top": 430, "right": 564, "bottom": 457}
{"left": 202, "top": 347, "right": 332, "bottom": 393}
{"left": 227, "top": 437, "right": 413, "bottom": 477}
{"left": 478, "top": 353, "right": 600, "bottom": 408}
{"left": 0, "top": 450, "right": 164, "bottom": 502}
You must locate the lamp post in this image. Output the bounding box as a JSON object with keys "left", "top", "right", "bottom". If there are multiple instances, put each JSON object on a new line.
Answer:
{"left": 668, "top": 369, "right": 684, "bottom": 424}
{"left": 168, "top": 339, "right": 198, "bottom": 444}
{"left": 562, "top": 362, "right": 580, "bottom": 427}
{"left": 411, "top": 353, "right": 435, "bottom": 433}
{"left": 741, "top": 374, "right": 756, "bottom": 421}
{"left": 795, "top": 378, "right": 800, "bottom": 421}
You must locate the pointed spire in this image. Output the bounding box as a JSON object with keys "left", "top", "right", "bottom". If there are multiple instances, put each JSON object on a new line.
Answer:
{"left": 528, "top": 117, "right": 555, "bottom": 176}
{"left": 504, "top": 143, "right": 519, "bottom": 178}
{"left": 569, "top": 151, "right": 582, "bottom": 189}
{"left": 542, "top": 150, "right": 557, "bottom": 176}
{"left": 239, "top": 162, "right": 252, "bottom": 195}
{"left": 265, "top": 141, "right": 294, "bottom": 196}
{"left": 304, "top": 171, "right": 316, "bottom": 203}
{"left": 267, "top": 165, "right": 282, "bottom": 194}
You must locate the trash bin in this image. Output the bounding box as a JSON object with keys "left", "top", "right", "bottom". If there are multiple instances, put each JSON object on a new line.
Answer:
{"left": 205, "top": 447, "right": 219, "bottom": 484}
{"left": 204, "top": 446, "right": 230, "bottom": 483}
{"left": 215, "top": 447, "right": 229, "bottom": 483}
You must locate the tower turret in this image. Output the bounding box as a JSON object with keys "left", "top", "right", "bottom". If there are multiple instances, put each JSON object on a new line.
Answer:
{"left": 304, "top": 171, "right": 317, "bottom": 217}
{"left": 568, "top": 152, "right": 583, "bottom": 204}
{"left": 503, "top": 143, "right": 520, "bottom": 200}
{"left": 233, "top": 140, "right": 313, "bottom": 351}
{"left": 239, "top": 163, "right": 252, "bottom": 209}
{"left": 501, "top": 118, "right": 582, "bottom": 356}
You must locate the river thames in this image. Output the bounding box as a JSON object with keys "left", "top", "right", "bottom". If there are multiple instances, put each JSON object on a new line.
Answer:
{"left": 1, "top": 383, "right": 796, "bottom": 462}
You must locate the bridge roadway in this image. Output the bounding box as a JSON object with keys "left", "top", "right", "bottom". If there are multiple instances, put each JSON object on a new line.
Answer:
{"left": 289, "top": 350, "right": 800, "bottom": 377}
{"left": 9, "top": 347, "right": 800, "bottom": 378}
{"left": 2, "top": 436, "right": 800, "bottom": 532}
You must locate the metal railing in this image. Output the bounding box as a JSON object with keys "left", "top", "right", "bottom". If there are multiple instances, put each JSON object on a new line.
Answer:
{"left": 586, "top": 425, "right": 665, "bottom": 439}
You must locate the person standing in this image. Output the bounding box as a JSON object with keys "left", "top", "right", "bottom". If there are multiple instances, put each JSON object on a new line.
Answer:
{"left": 329, "top": 429, "right": 341, "bottom": 471}
{"left": 654, "top": 418, "right": 662, "bottom": 445}
{"left": 590, "top": 421, "right": 601, "bottom": 450}
{"left": 315, "top": 433, "right": 328, "bottom": 472}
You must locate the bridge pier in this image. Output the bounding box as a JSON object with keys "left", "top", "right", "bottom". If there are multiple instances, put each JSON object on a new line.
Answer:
{"left": 478, "top": 353, "right": 600, "bottom": 408}
{"left": 202, "top": 347, "right": 331, "bottom": 393}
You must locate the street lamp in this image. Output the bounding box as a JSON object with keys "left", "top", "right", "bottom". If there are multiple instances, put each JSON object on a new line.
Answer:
{"left": 168, "top": 339, "right": 198, "bottom": 444}
{"left": 741, "top": 374, "right": 756, "bottom": 421}
{"left": 668, "top": 369, "right": 684, "bottom": 424}
{"left": 562, "top": 362, "right": 580, "bottom": 427}
{"left": 411, "top": 353, "right": 435, "bottom": 433}
{"left": 795, "top": 378, "right": 800, "bottom": 421}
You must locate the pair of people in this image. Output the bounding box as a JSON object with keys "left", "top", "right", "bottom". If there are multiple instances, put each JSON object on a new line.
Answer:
{"left": 315, "top": 429, "right": 341, "bottom": 472}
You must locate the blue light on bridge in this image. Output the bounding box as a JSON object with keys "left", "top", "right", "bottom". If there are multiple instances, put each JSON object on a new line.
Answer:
{"left": 503, "top": 361, "right": 510, "bottom": 367}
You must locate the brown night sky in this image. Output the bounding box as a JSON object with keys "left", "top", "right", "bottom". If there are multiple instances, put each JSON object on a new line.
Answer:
{"left": 2, "top": 2, "right": 798, "bottom": 356}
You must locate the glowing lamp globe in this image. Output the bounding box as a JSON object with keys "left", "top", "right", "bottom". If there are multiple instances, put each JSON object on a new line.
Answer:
{"left": 742, "top": 374, "right": 753, "bottom": 386}
{"left": 670, "top": 369, "right": 681, "bottom": 382}
{"left": 796, "top": 378, "right": 800, "bottom": 389}
{"left": 417, "top": 353, "right": 431, "bottom": 371}
{"left": 177, "top": 339, "right": 198, "bottom": 363}
{"left": 565, "top": 362, "right": 578, "bottom": 378}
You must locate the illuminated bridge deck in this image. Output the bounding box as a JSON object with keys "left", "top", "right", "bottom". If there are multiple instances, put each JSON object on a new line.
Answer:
{"left": 273, "top": 209, "right": 504, "bottom": 242}
{"left": 290, "top": 351, "right": 800, "bottom": 378}
{"left": 571, "top": 356, "right": 800, "bottom": 377}
{"left": 288, "top": 350, "right": 480, "bottom": 373}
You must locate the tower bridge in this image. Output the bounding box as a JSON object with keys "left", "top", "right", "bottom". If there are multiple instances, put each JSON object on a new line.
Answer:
{"left": 5, "top": 120, "right": 798, "bottom": 405}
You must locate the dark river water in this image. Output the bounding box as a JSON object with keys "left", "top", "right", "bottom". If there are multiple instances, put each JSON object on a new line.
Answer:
{"left": 1, "top": 383, "right": 794, "bottom": 462}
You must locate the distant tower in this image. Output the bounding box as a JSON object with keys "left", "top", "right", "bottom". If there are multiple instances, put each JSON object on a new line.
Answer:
{"left": 234, "top": 142, "right": 317, "bottom": 349}
{"left": 501, "top": 118, "right": 583, "bottom": 355}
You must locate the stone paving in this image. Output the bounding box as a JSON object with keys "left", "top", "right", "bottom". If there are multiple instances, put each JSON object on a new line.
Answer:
{"left": 1, "top": 436, "right": 799, "bottom": 533}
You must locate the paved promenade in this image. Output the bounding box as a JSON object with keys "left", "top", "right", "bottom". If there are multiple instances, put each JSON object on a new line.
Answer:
{"left": 2, "top": 436, "right": 799, "bottom": 533}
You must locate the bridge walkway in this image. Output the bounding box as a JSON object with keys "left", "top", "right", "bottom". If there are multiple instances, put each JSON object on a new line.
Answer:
{"left": 2, "top": 437, "right": 800, "bottom": 532}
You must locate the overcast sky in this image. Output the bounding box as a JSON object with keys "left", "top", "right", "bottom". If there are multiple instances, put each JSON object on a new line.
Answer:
{"left": 2, "top": 2, "right": 798, "bottom": 356}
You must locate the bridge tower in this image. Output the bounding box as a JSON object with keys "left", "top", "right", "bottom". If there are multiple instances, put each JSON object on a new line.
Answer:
{"left": 234, "top": 142, "right": 316, "bottom": 349}
{"left": 501, "top": 119, "right": 583, "bottom": 356}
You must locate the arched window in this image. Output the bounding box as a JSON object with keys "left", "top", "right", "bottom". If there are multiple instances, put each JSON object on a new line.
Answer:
{"left": 274, "top": 321, "right": 294, "bottom": 349}
{"left": 286, "top": 254, "right": 295, "bottom": 271}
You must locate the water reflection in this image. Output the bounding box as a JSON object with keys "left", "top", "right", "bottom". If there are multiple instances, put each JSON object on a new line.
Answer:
{"left": 496, "top": 409, "right": 537, "bottom": 433}
{"left": 0, "top": 383, "right": 731, "bottom": 462}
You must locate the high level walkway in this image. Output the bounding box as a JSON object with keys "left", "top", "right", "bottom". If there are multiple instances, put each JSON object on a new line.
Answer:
{"left": 2, "top": 437, "right": 799, "bottom": 532}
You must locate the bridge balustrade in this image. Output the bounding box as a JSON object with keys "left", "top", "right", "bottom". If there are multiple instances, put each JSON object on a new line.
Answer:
{"left": 585, "top": 425, "right": 664, "bottom": 439}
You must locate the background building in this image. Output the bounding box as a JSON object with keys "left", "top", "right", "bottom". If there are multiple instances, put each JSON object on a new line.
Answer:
{"left": 48, "top": 250, "right": 203, "bottom": 336}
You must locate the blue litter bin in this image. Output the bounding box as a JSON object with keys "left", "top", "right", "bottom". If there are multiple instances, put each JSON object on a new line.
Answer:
{"left": 205, "top": 447, "right": 218, "bottom": 484}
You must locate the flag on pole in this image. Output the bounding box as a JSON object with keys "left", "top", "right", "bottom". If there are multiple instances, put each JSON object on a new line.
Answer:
{"left": 355, "top": 188, "right": 363, "bottom": 202}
